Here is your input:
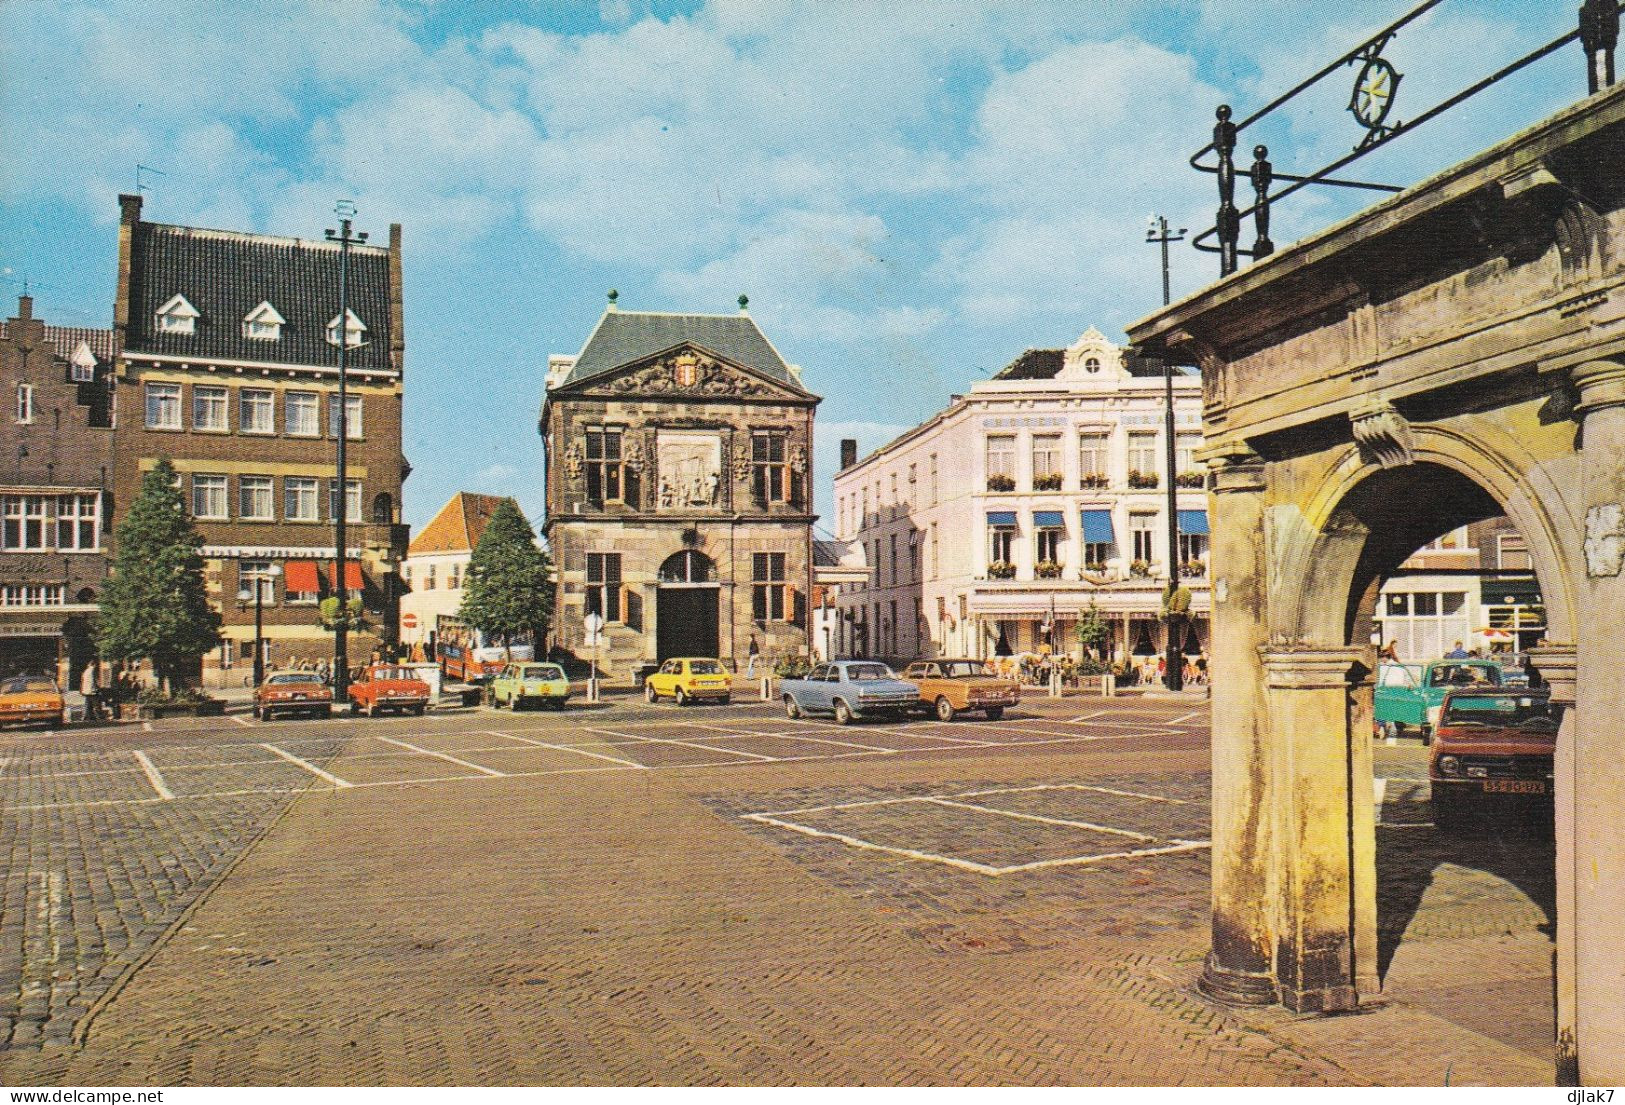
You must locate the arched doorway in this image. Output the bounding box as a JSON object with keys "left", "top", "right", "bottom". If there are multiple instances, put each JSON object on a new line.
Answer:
{"left": 656, "top": 550, "right": 719, "bottom": 660}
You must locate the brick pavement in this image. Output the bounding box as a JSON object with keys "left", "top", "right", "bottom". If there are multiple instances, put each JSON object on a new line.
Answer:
{"left": 0, "top": 698, "right": 1560, "bottom": 1085}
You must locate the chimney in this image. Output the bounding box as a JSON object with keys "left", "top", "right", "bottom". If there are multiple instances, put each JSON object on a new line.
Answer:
{"left": 840, "top": 438, "right": 857, "bottom": 470}
{"left": 17, "top": 294, "right": 32, "bottom": 321}
{"left": 119, "top": 193, "right": 143, "bottom": 225}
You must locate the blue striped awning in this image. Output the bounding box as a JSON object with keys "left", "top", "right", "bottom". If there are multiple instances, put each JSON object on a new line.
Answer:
{"left": 1033, "top": 510, "right": 1065, "bottom": 528}
{"left": 1081, "top": 509, "right": 1115, "bottom": 543}
{"left": 1177, "top": 509, "right": 1210, "bottom": 536}
{"left": 987, "top": 511, "right": 1018, "bottom": 527}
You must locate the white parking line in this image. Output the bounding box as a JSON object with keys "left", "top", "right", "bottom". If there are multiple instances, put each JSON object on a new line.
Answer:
{"left": 778, "top": 716, "right": 993, "bottom": 745}
{"left": 373, "top": 735, "right": 506, "bottom": 777}
{"left": 921, "top": 797, "right": 1157, "bottom": 841}
{"left": 260, "top": 743, "right": 353, "bottom": 788}
{"left": 130, "top": 750, "right": 174, "bottom": 800}
{"left": 484, "top": 730, "right": 648, "bottom": 769}
{"left": 230, "top": 716, "right": 255, "bottom": 728}
{"left": 678, "top": 722, "right": 896, "bottom": 753}
{"left": 741, "top": 813, "right": 1003, "bottom": 875}
{"left": 585, "top": 727, "right": 778, "bottom": 761}
{"left": 1167, "top": 711, "right": 1208, "bottom": 725}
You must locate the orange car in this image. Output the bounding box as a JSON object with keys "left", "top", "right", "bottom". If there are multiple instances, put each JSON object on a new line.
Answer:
{"left": 254, "top": 670, "right": 333, "bottom": 721}
{"left": 347, "top": 664, "right": 431, "bottom": 718}
{"left": 0, "top": 675, "right": 64, "bottom": 730}
{"left": 901, "top": 659, "right": 1020, "bottom": 721}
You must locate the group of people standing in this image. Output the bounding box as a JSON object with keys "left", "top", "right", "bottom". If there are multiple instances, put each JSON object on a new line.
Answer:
{"left": 75, "top": 662, "right": 137, "bottom": 721}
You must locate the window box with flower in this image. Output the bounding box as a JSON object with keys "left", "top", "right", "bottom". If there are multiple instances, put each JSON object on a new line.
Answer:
{"left": 1129, "top": 558, "right": 1152, "bottom": 578}
{"left": 1176, "top": 470, "right": 1207, "bottom": 489}
{"left": 1034, "top": 560, "right": 1063, "bottom": 579}
{"left": 987, "top": 560, "right": 1016, "bottom": 579}
{"left": 1033, "top": 472, "right": 1063, "bottom": 491}
{"left": 986, "top": 474, "right": 1016, "bottom": 492}
{"left": 1078, "top": 473, "right": 1110, "bottom": 490}
{"left": 1180, "top": 559, "right": 1207, "bottom": 578}
{"left": 1127, "top": 470, "right": 1159, "bottom": 489}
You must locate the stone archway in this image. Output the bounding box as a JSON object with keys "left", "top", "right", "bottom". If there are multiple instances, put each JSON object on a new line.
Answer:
{"left": 655, "top": 550, "right": 719, "bottom": 661}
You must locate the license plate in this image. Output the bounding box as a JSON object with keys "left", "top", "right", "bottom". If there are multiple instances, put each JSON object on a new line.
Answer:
{"left": 1484, "top": 779, "right": 1546, "bottom": 795}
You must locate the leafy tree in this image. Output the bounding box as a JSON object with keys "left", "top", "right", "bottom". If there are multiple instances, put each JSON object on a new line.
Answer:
{"left": 1075, "top": 601, "right": 1112, "bottom": 657}
{"left": 459, "top": 500, "right": 553, "bottom": 656}
{"left": 96, "top": 458, "right": 222, "bottom": 690}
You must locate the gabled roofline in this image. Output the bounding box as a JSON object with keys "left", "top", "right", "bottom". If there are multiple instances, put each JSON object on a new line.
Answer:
{"left": 550, "top": 338, "right": 815, "bottom": 399}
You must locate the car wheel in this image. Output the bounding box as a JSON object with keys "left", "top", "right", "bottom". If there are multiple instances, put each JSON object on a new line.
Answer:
{"left": 984, "top": 706, "right": 1005, "bottom": 721}
{"left": 511, "top": 694, "right": 522, "bottom": 711}
{"left": 322, "top": 706, "right": 332, "bottom": 719}
{"left": 675, "top": 688, "right": 688, "bottom": 707}
{"left": 349, "top": 700, "right": 360, "bottom": 715}
{"left": 935, "top": 696, "right": 956, "bottom": 722}
{"left": 719, "top": 696, "right": 731, "bottom": 706}
{"left": 784, "top": 695, "right": 801, "bottom": 720}
{"left": 833, "top": 699, "right": 853, "bottom": 726}
{"left": 645, "top": 683, "right": 658, "bottom": 703}
{"left": 48, "top": 712, "right": 63, "bottom": 730}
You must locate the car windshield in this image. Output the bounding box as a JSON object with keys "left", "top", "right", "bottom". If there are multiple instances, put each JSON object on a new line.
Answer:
{"left": 1443, "top": 694, "right": 1560, "bottom": 729}
{"left": 524, "top": 665, "right": 565, "bottom": 680}
{"left": 941, "top": 661, "right": 988, "bottom": 678}
{"left": 2, "top": 678, "right": 55, "bottom": 694}
{"left": 1430, "top": 664, "right": 1500, "bottom": 688}
{"left": 268, "top": 673, "right": 322, "bottom": 685}
{"left": 373, "top": 668, "right": 416, "bottom": 681}
{"left": 689, "top": 660, "right": 725, "bottom": 675}
{"left": 846, "top": 664, "right": 894, "bottom": 681}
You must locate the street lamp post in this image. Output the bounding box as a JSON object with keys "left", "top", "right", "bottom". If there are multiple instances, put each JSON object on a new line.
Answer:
{"left": 1147, "top": 215, "right": 1188, "bottom": 692}
{"left": 237, "top": 563, "right": 283, "bottom": 687}
{"left": 325, "top": 202, "right": 367, "bottom": 703}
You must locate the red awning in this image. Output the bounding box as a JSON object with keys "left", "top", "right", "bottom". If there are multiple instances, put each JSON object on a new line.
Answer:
{"left": 325, "top": 561, "right": 365, "bottom": 590}
{"left": 284, "top": 561, "right": 320, "bottom": 593}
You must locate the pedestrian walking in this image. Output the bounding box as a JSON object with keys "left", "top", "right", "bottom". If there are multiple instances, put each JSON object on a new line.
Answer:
{"left": 1445, "top": 639, "right": 1469, "bottom": 659}
{"left": 79, "top": 661, "right": 101, "bottom": 722}
{"left": 746, "top": 635, "right": 760, "bottom": 679}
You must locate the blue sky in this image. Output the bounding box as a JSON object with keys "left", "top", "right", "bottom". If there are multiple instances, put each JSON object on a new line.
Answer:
{"left": 0, "top": 0, "right": 1586, "bottom": 531}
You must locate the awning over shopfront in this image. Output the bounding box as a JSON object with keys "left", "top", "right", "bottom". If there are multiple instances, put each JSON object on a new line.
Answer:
{"left": 1081, "top": 509, "right": 1114, "bottom": 543}
{"left": 283, "top": 560, "right": 365, "bottom": 592}
{"left": 1033, "top": 510, "right": 1064, "bottom": 528}
{"left": 284, "top": 561, "right": 321, "bottom": 593}
{"left": 1177, "top": 509, "right": 1209, "bottom": 535}
{"left": 325, "top": 561, "right": 365, "bottom": 589}
{"left": 987, "top": 511, "right": 1018, "bottom": 527}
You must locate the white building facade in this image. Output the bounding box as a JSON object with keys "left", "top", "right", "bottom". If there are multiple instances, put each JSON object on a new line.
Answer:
{"left": 832, "top": 328, "right": 1210, "bottom": 665}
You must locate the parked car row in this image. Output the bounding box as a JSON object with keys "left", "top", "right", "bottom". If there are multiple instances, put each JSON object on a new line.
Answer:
{"left": 254, "top": 664, "right": 434, "bottom": 721}
{"left": 779, "top": 658, "right": 1020, "bottom": 725}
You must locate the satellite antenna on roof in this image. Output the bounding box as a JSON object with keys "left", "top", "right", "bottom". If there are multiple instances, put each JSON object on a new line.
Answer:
{"left": 136, "top": 165, "right": 166, "bottom": 194}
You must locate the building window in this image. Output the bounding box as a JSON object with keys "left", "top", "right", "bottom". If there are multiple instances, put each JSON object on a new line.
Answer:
{"left": 1178, "top": 532, "right": 1209, "bottom": 574}
{"left": 1036, "top": 525, "right": 1063, "bottom": 564}
{"left": 242, "top": 301, "right": 285, "bottom": 341}
{"left": 14, "top": 384, "right": 32, "bottom": 424}
{"left": 1128, "top": 433, "right": 1158, "bottom": 487}
{"left": 240, "top": 560, "right": 277, "bottom": 604}
{"left": 327, "top": 394, "right": 363, "bottom": 440}
{"left": 326, "top": 309, "right": 367, "bottom": 348}
{"left": 145, "top": 382, "right": 182, "bottom": 429}
{"left": 326, "top": 479, "right": 362, "bottom": 524}
{"left": 585, "top": 427, "right": 623, "bottom": 503}
{"left": 988, "top": 522, "right": 1015, "bottom": 567}
{"left": 907, "top": 463, "right": 917, "bottom": 509}
{"left": 285, "top": 391, "right": 319, "bottom": 437}
{"left": 752, "top": 432, "right": 790, "bottom": 503}
{"left": 424, "top": 564, "right": 436, "bottom": 590}
{"left": 239, "top": 476, "right": 274, "bottom": 521}
{"left": 859, "top": 486, "right": 868, "bottom": 526}
{"left": 986, "top": 435, "right": 1016, "bottom": 489}
{"left": 154, "top": 294, "right": 199, "bottom": 335}
{"left": 752, "top": 552, "right": 787, "bottom": 622}
{"left": 56, "top": 493, "right": 100, "bottom": 550}
{"left": 284, "top": 477, "right": 319, "bottom": 522}
{"left": 929, "top": 522, "right": 939, "bottom": 581}
{"left": 2, "top": 494, "right": 49, "bottom": 550}
{"left": 1085, "top": 539, "right": 1114, "bottom": 569}
{"left": 909, "top": 531, "right": 919, "bottom": 581}
{"left": 448, "top": 564, "right": 461, "bottom": 590}
{"left": 1131, "top": 512, "right": 1156, "bottom": 564}
{"left": 69, "top": 344, "right": 96, "bottom": 383}
{"left": 1176, "top": 434, "right": 1201, "bottom": 474}
{"left": 1079, "top": 433, "right": 1108, "bottom": 487}
{"left": 191, "top": 474, "right": 228, "bottom": 520}
{"left": 586, "top": 552, "right": 622, "bottom": 622}
{"left": 889, "top": 473, "right": 899, "bottom": 518}
{"left": 888, "top": 534, "right": 897, "bottom": 585}
{"left": 1, "top": 584, "right": 64, "bottom": 607}
{"left": 1498, "top": 533, "right": 1533, "bottom": 571}
{"left": 1380, "top": 590, "right": 1470, "bottom": 660}
{"left": 1084, "top": 356, "right": 1101, "bottom": 373}
{"left": 401, "top": 565, "right": 412, "bottom": 585}
{"left": 1031, "top": 435, "right": 1063, "bottom": 488}
{"left": 192, "top": 386, "right": 228, "bottom": 431}
{"left": 240, "top": 388, "right": 274, "bottom": 434}
{"left": 928, "top": 454, "right": 938, "bottom": 505}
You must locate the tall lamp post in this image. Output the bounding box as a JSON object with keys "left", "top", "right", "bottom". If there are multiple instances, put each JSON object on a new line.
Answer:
{"left": 1147, "top": 215, "right": 1188, "bottom": 692}
{"left": 237, "top": 563, "right": 283, "bottom": 687}
{"left": 326, "top": 201, "right": 367, "bottom": 703}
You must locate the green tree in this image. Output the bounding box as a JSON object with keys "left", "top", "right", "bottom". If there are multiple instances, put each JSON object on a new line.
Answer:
{"left": 96, "top": 458, "right": 222, "bottom": 690}
{"left": 1075, "top": 601, "right": 1112, "bottom": 656}
{"left": 458, "top": 500, "right": 554, "bottom": 657}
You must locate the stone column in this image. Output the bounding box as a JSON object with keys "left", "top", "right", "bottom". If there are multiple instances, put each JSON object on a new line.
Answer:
{"left": 1568, "top": 359, "right": 1625, "bottom": 1085}
{"left": 1259, "top": 646, "right": 1367, "bottom": 1012}
{"left": 1530, "top": 644, "right": 1578, "bottom": 1083}
{"left": 1197, "top": 445, "right": 1277, "bottom": 1005}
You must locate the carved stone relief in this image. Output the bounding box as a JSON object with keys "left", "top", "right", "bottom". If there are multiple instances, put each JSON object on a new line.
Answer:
{"left": 1584, "top": 503, "right": 1625, "bottom": 578}
{"left": 656, "top": 431, "right": 722, "bottom": 509}
{"left": 591, "top": 351, "right": 779, "bottom": 399}
{"left": 1349, "top": 398, "right": 1415, "bottom": 469}
{"left": 563, "top": 440, "right": 583, "bottom": 481}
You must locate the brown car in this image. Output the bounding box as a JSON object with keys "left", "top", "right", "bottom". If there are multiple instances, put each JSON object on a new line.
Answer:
{"left": 348, "top": 664, "right": 431, "bottom": 718}
{"left": 1429, "top": 687, "right": 1557, "bottom": 829}
{"left": 902, "top": 659, "right": 1021, "bottom": 721}
{"left": 254, "top": 670, "right": 333, "bottom": 721}
{"left": 0, "top": 676, "right": 65, "bottom": 730}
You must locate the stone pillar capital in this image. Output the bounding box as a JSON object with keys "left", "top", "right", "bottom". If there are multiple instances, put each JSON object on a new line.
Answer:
{"left": 1259, "top": 645, "right": 1368, "bottom": 690}
{"left": 1529, "top": 643, "right": 1577, "bottom": 706}
{"left": 1203, "top": 442, "right": 1266, "bottom": 494}
{"left": 1570, "top": 358, "right": 1625, "bottom": 419}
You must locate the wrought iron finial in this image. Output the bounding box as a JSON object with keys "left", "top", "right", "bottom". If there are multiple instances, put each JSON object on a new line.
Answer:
{"left": 1213, "top": 105, "right": 1241, "bottom": 276}
{"left": 1250, "top": 144, "right": 1274, "bottom": 261}
{"left": 1582, "top": 0, "right": 1619, "bottom": 94}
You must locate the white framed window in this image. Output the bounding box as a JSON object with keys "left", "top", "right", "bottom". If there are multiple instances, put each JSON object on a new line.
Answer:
{"left": 1031, "top": 434, "right": 1062, "bottom": 484}
{"left": 1130, "top": 512, "right": 1157, "bottom": 563}
{"left": 155, "top": 294, "right": 199, "bottom": 335}
{"left": 239, "top": 560, "right": 277, "bottom": 604}
{"left": 988, "top": 523, "right": 1015, "bottom": 565}
{"left": 928, "top": 453, "right": 938, "bottom": 505}
{"left": 1, "top": 584, "right": 63, "bottom": 607}
{"left": 586, "top": 552, "right": 622, "bottom": 621}
{"left": 326, "top": 479, "right": 362, "bottom": 523}
{"left": 1037, "top": 526, "right": 1063, "bottom": 563}
{"left": 1498, "top": 533, "right": 1533, "bottom": 571}
{"left": 985, "top": 435, "right": 1016, "bottom": 487}
{"left": 1079, "top": 433, "right": 1109, "bottom": 485}
{"left": 2, "top": 494, "right": 50, "bottom": 550}
{"left": 448, "top": 564, "right": 461, "bottom": 590}
{"left": 241, "top": 301, "right": 285, "bottom": 341}
{"left": 1128, "top": 434, "right": 1158, "bottom": 482}
{"left": 326, "top": 309, "right": 367, "bottom": 348}
{"left": 191, "top": 474, "right": 228, "bottom": 520}
{"left": 752, "top": 552, "right": 788, "bottom": 622}
{"left": 424, "top": 564, "right": 436, "bottom": 590}
{"left": 285, "top": 391, "right": 319, "bottom": 437}
{"left": 145, "top": 382, "right": 181, "bottom": 429}
{"left": 192, "top": 386, "right": 228, "bottom": 431}
{"left": 929, "top": 522, "right": 939, "bottom": 580}
{"left": 283, "top": 477, "right": 318, "bottom": 521}
{"left": 69, "top": 342, "right": 97, "bottom": 383}
{"left": 55, "top": 494, "right": 100, "bottom": 550}
{"left": 239, "top": 476, "right": 274, "bottom": 521}
{"left": 240, "top": 388, "right": 274, "bottom": 434}
{"left": 15, "top": 384, "right": 33, "bottom": 424}
{"left": 1179, "top": 532, "right": 1209, "bottom": 574}
{"left": 327, "top": 394, "right": 363, "bottom": 440}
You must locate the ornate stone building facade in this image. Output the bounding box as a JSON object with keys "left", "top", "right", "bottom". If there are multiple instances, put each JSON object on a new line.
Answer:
{"left": 541, "top": 300, "right": 818, "bottom": 677}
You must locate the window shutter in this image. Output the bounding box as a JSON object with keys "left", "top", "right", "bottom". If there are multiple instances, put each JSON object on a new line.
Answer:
{"left": 624, "top": 587, "right": 643, "bottom": 632}
{"left": 790, "top": 586, "right": 805, "bottom": 628}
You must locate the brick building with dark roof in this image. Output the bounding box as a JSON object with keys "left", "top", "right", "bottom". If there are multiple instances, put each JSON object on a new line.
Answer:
{"left": 0, "top": 295, "right": 117, "bottom": 681}
{"left": 112, "top": 194, "right": 411, "bottom": 684}
{"left": 541, "top": 297, "right": 820, "bottom": 677}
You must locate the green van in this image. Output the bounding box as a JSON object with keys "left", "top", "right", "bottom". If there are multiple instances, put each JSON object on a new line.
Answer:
{"left": 1374, "top": 659, "right": 1502, "bottom": 744}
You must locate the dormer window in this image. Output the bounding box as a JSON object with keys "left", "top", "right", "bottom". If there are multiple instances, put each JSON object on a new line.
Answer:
{"left": 1084, "top": 356, "right": 1101, "bottom": 374}
{"left": 155, "top": 294, "right": 200, "bottom": 336}
{"left": 242, "top": 301, "right": 286, "bottom": 341}
{"left": 326, "top": 309, "right": 367, "bottom": 348}
{"left": 69, "top": 341, "right": 97, "bottom": 383}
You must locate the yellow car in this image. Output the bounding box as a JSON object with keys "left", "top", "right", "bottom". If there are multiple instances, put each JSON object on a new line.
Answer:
{"left": 0, "top": 676, "right": 65, "bottom": 730}
{"left": 644, "top": 657, "right": 732, "bottom": 706}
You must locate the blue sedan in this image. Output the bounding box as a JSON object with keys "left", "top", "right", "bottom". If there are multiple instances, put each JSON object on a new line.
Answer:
{"left": 779, "top": 661, "right": 921, "bottom": 725}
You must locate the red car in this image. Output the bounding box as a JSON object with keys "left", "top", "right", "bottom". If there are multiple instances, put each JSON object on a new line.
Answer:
{"left": 348, "top": 664, "right": 431, "bottom": 717}
{"left": 254, "top": 670, "right": 333, "bottom": 721}
{"left": 1429, "top": 688, "right": 1557, "bottom": 829}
